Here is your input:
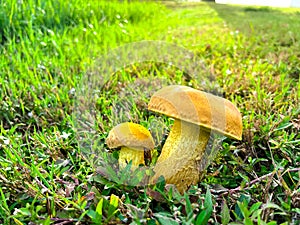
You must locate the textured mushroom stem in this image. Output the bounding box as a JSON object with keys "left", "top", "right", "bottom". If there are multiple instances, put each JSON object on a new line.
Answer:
{"left": 152, "top": 119, "right": 210, "bottom": 193}
{"left": 119, "top": 147, "right": 144, "bottom": 169}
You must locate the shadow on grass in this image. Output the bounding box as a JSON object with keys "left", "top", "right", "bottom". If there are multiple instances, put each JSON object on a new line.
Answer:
{"left": 206, "top": 2, "right": 300, "bottom": 79}
{"left": 209, "top": 3, "right": 295, "bottom": 30}
{"left": 206, "top": 2, "right": 300, "bottom": 38}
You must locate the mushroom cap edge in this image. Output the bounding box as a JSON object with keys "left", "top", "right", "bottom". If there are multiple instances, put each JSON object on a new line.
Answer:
{"left": 148, "top": 85, "right": 243, "bottom": 140}
{"left": 106, "top": 122, "right": 155, "bottom": 150}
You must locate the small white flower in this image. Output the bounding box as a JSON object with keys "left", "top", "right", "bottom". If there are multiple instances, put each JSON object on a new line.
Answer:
{"left": 69, "top": 88, "right": 75, "bottom": 95}
{"left": 0, "top": 136, "right": 10, "bottom": 145}
{"left": 3, "top": 139, "right": 9, "bottom": 145}
{"left": 13, "top": 208, "right": 21, "bottom": 215}
{"left": 226, "top": 69, "right": 232, "bottom": 75}
{"left": 61, "top": 132, "right": 71, "bottom": 139}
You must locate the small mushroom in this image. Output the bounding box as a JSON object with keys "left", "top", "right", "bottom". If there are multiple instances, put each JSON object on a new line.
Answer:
{"left": 148, "top": 85, "right": 242, "bottom": 193}
{"left": 105, "top": 122, "right": 155, "bottom": 169}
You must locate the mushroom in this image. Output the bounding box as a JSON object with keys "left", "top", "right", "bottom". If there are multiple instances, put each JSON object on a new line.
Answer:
{"left": 105, "top": 122, "right": 155, "bottom": 169}
{"left": 148, "top": 85, "right": 242, "bottom": 193}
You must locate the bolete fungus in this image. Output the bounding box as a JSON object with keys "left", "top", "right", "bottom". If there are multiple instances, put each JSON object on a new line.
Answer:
{"left": 148, "top": 85, "right": 242, "bottom": 193}
{"left": 105, "top": 122, "right": 155, "bottom": 169}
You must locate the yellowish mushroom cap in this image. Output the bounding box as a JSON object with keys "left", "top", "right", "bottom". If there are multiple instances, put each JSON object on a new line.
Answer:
{"left": 148, "top": 85, "right": 242, "bottom": 140}
{"left": 106, "top": 122, "right": 155, "bottom": 150}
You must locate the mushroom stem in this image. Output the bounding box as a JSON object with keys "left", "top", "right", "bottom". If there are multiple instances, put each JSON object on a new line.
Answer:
{"left": 119, "top": 147, "right": 144, "bottom": 169}
{"left": 152, "top": 119, "right": 210, "bottom": 193}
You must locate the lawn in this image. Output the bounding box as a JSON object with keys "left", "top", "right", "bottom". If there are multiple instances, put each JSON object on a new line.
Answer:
{"left": 0, "top": 0, "right": 299, "bottom": 224}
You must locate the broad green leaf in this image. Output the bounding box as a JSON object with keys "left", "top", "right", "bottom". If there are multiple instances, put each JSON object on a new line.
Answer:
{"left": 204, "top": 188, "right": 213, "bottom": 211}
{"left": 221, "top": 201, "right": 230, "bottom": 225}
{"left": 95, "top": 198, "right": 103, "bottom": 223}
{"left": 18, "top": 208, "right": 31, "bottom": 216}
{"left": 292, "top": 208, "right": 300, "bottom": 214}
{"left": 244, "top": 217, "right": 254, "bottom": 225}
{"left": 184, "top": 192, "right": 193, "bottom": 215}
{"left": 234, "top": 195, "right": 251, "bottom": 220}
{"left": 110, "top": 194, "right": 119, "bottom": 208}
{"left": 249, "top": 202, "right": 262, "bottom": 214}
{"left": 257, "top": 216, "right": 267, "bottom": 225}
{"left": 154, "top": 212, "right": 178, "bottom": 225}
{"left": 42, "top": 216, "right": 52, "bottom": 225}
{"left": 267, "top": 222, "right": 279, "bottom": 225}
{"left": 237, "top": 172, "right": 250, "bottom": 183}
{"left": 87, "top": 210, "right": 96, "bottom": 220}
{"left": 146, "top": 218, "right": 157, "bottom": 225}
{"left": 263, "top": 202, "right": 285, "bottom": 212}
{"left": 155, "top": 176, "right": 166, "bottom": 192}
{"left": 237, "top": 201, "right": 250, "bottom": 219}
{"left": 195, "top": 189, "right": 213, "bottom": 225}
{"left": 107, "top": 194, "right": 119, "bottom": 218}
{"left": 250, "top": 208, "right": 262, "bottom": 220}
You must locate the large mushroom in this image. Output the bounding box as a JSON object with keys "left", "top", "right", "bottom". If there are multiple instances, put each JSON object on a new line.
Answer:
{"left": 106, "top": 122, "right": 155, "bottom": 169}
{"left": 148, "top": 85, "right": 242, "bottom": 193}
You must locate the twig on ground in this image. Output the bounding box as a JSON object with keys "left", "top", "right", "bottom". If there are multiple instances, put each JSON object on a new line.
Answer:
{"left": 51, "top": 218, "right": 76, "bottom": 225}
{"left": 213, "top": 168, "right": 300, "bottom": 196}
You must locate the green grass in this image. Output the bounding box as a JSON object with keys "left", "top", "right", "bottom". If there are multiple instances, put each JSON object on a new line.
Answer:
{"left": 0, "top": 0, "right": 300, "bottom": 224}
